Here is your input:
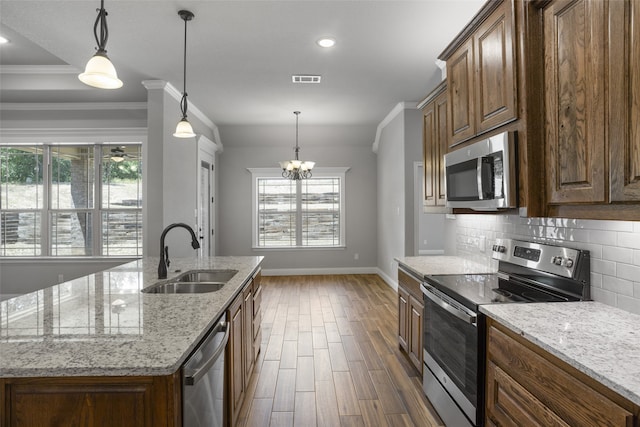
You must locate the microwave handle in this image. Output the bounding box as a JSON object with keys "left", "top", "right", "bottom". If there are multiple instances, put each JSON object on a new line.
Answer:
{"left": 477, "top": 158, "right": 485, "bottom": 200}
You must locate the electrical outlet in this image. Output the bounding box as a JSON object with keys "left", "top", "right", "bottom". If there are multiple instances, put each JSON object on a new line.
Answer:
{"left": 423, "top": 239, "right": 428, "bottom": 245}
{"left": 354, "top": 253, "right": 359, "bottom": 260}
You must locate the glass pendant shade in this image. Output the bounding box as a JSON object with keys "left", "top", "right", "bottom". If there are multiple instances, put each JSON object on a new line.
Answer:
{"left": 79, "top": 52, "right": 123, "bottom": 89}
{"left": 173, "top": 118, "right": 196, "bottom": 138}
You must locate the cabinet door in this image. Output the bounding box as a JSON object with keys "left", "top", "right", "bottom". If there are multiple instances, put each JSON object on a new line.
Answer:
{"left": 544, "top": 0, "right": 606, "bottom": 204}
{"left": 227, "top": 294, "right": 244, "bottom": 425}
{"left": 6, "top": 375, "right": 179, "bottom": 427}
{"left": 486, "top": 362, "right": 570, "bottom": 427}
{"left": 408, "top": 295, "right": 423, "bottom": 373}
{"left": 397, "top": 287, "right": 409, "bottom": 352}
{"left": 474, "top": 0, "right": 517, "bottom": 134}
{"left": 435, "top": 92, "right": 449, "bottom": 205}
{"left": 448, "top": 37, "right": 476, "bottom": 146}
{"left": 609, "top": 0, "right": 640, "bottom": 202}
{"left": 423, "top": 101, "right": 437, "bottom": 206}
{"left": 243, "top": 284, "right": 255, "bottom": 386}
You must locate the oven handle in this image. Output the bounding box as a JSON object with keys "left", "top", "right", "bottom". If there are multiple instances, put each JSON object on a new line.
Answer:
{"left": 420, "top": 284, "right": 477, "bottom": 326}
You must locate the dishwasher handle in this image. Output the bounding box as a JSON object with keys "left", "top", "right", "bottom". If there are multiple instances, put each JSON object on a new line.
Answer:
{"left": 183, "top": 321, "right": 230, "bottom": 386}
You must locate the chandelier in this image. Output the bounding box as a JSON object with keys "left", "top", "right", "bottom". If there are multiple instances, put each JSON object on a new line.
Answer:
{"left": 279, "top": 111, "right": 315, "bottom": 180}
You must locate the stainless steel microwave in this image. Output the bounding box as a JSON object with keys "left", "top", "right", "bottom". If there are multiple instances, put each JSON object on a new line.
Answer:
{"left": 444, "top": 131, "right": 517, "bottom": 210}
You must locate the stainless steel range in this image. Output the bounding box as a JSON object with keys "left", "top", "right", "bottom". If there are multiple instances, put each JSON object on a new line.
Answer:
{"left": 420, "top": 238, "right": 590, "bottom": 427}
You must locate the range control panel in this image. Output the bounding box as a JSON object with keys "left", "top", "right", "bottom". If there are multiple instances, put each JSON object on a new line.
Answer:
{"left": 491, "top": 238, "right": 587, "bottom": 279}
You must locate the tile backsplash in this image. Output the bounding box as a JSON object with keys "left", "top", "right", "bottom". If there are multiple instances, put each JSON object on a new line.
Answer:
{"left": 449, "top": 214, "right": 640, "bottom": 316}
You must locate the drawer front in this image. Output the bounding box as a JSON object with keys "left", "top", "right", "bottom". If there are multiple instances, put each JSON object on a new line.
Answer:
{"left": 488, "top": 325, "right": 634, "bottom": 427}
{"left": 398, "top": 268, "right": 422, "bottom": 300}
{"left": 487, "top": 361, "right": 569, "bottom": 427}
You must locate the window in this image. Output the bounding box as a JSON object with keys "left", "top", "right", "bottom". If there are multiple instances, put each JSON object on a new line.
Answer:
{"left": 0, "top": 143, "right": 142, "bottom": 257}
{"left": 250, "top": 168, "right": 348, "bottom": 248}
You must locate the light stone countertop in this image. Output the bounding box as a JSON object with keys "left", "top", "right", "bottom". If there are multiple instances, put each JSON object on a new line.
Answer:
{"left": 395, "top": 255, "right": 496, "bottom": 278}
{"left": 480, "top": 302, "right": 640, "bottom": 406}
{"left": 0, "top": 256, "right": 263, "bottom": 378}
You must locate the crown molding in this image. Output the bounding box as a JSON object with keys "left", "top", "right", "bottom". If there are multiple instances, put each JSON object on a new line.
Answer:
{"left": 0, "top": 127, "right": 147, "bottom": 143}
{"left": 0, "top": 102, "right": 148, "bottom": 111}
{"left": 0, "top": 65, "right": 79, "bottom": 75}
{"left": 371, "top": 101, "right": 419, "bottom": 153}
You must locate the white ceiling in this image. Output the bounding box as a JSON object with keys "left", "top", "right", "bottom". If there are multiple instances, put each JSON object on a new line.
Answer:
{"left": 0, "top": 0, "right": 484, "bottom": 131}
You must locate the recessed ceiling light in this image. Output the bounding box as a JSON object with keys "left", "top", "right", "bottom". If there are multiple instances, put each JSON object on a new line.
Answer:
{"left": 316, "top": 37, "right": 336, "bottom": 48}
{"left": 0, "top": 35, "right": 10, "bottom": 45}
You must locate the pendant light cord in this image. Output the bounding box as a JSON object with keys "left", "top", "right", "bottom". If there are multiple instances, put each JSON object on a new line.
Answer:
{"left": 294, "top": 111, "right": 300, "bottom": 160}
{"left": 93, "top": 0, "right": 108, "bottom": 52}
{"left": 180, "top": 12, "right": 190, "bottom": 119}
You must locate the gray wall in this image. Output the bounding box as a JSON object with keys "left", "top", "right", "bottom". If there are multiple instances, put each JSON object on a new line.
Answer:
{"left": 403, "top": 109, "right": 424, "bottom": 256}
{"left": 217, "top": 124, "right": 378, "bottom": 273}
{"left": 445, "top": 214, "right": 640, "bottom": 316}
{"left": 376, "top": 111, "right": 406, "bottom": 283}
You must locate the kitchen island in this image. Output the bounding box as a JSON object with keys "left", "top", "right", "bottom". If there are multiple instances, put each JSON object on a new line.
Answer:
{"left": 0, "top": 256, "right": 263, "bottom": 426}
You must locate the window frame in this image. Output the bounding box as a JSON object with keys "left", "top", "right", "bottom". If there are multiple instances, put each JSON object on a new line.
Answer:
{"left": 249, "top": 167, "right": 349, "bottom": 250}
{"left": 0, "top": 142, "right": 143, "bottom": 257}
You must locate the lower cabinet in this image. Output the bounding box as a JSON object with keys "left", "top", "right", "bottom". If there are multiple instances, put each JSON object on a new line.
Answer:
{"left": 486, "top": 319, "right": 640, "bottom": 427}
{"left": 397, "top": 268, "right": 423, "bottom": 374}
{"left": 1, "top": 374, "right": 181, "bottom": 427}
{"left": 227, "top": 270, "right": 262, "bottom": 427}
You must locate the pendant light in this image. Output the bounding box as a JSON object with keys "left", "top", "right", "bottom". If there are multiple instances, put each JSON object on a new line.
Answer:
{"left": 173, "top": 10, "right": 196, "bottom": 138}
{"left": 78, "top": 0, "right": 123, "bottom": 89}
{"left": 280, "top": 111, "right": 315, "bottom": 180}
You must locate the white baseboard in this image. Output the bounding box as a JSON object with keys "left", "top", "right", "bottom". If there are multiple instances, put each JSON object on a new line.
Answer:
{"left": 375, "top": 268, "right": 398, "bottom": 291}
{"left": 261, "top": 266, "right": 400, "bottom": 293}
{"left": 261, "top": 267, "right": 379, "bottom": 276}
{"left": 418, "top": 249, "right": 445, "bottom": 255}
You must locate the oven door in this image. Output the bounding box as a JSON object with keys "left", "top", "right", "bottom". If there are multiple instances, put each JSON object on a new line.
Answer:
{"left": 421, "top": 283, "right": 479, "bottom": 425}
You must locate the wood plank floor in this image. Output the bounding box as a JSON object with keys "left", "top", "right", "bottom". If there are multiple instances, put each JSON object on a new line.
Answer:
{"left": 236, "top": 274, "right": 445, "bottom": 427}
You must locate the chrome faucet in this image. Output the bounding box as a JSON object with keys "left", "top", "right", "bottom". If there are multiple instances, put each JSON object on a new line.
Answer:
{"left": 158, "top": 222, "right": 200, "bottom": 279}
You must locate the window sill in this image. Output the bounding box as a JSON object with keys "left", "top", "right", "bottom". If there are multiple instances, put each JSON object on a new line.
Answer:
{"left": 252, "top": 246, "right": 346, "bottom": 251}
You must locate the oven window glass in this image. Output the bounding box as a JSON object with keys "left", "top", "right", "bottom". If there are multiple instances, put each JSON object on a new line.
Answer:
{"left": 423, "top": 298, "right": 478, "bottom": 408}
{"left": 446, "top": 159, "right": 480, "bottom": 201}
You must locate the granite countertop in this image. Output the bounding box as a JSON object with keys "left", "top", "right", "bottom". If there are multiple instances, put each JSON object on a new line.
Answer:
{"left": 395, "top": 255, "right": 496, "bottom": 278}
{"left": 480, "top": 302, "right": 640, "bottom": 406}
{"left": 0, "top": 256, "right": 263, "bottom": 378}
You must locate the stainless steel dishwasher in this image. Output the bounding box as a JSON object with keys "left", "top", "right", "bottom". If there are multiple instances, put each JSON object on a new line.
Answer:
{"left": 182, "top": 313, "right": 229, "bottom": 427}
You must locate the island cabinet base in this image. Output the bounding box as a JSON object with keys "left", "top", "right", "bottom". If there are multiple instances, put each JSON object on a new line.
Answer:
{"left": 486, "top": 319, "right": 640, "bottom": 427}
{"left": 1, "top": 373, "right": 181, "bottom": 427}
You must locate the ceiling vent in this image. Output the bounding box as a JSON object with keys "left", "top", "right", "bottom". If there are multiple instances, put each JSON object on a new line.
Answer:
{"left": 292, "top": 75, "right": 321, "bottom": 84}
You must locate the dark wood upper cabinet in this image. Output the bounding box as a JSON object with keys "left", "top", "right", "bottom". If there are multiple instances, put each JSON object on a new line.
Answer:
{"left": 544, "top": 0, "right": 640, "bottom": 218}
{"left": 609, "top": 0, "right": 640, "bottom": 202}
{"left": 544, "top": 0, "right": 606, "bottom": 204}
{"left": 442, "top": 0, "right": 518, "bottom": 148}
{"left": 421, "top": 81, "right": 448, "bottom": 207}
{"left": 474, "top": 0, "right": 517, "bottom": 134}
{"left": 448, "top": 38, "right": 476, "bottom": 145}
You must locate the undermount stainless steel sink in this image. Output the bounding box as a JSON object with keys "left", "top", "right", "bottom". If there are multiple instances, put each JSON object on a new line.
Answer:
{"left": 175, "top": 269, "right": 238, "bottom": 283}
{"left": 142, "top": 282, "right": 226, "bottom": 294}
{"left": 141, "top": 269, "right": 238, "bottom": 294}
